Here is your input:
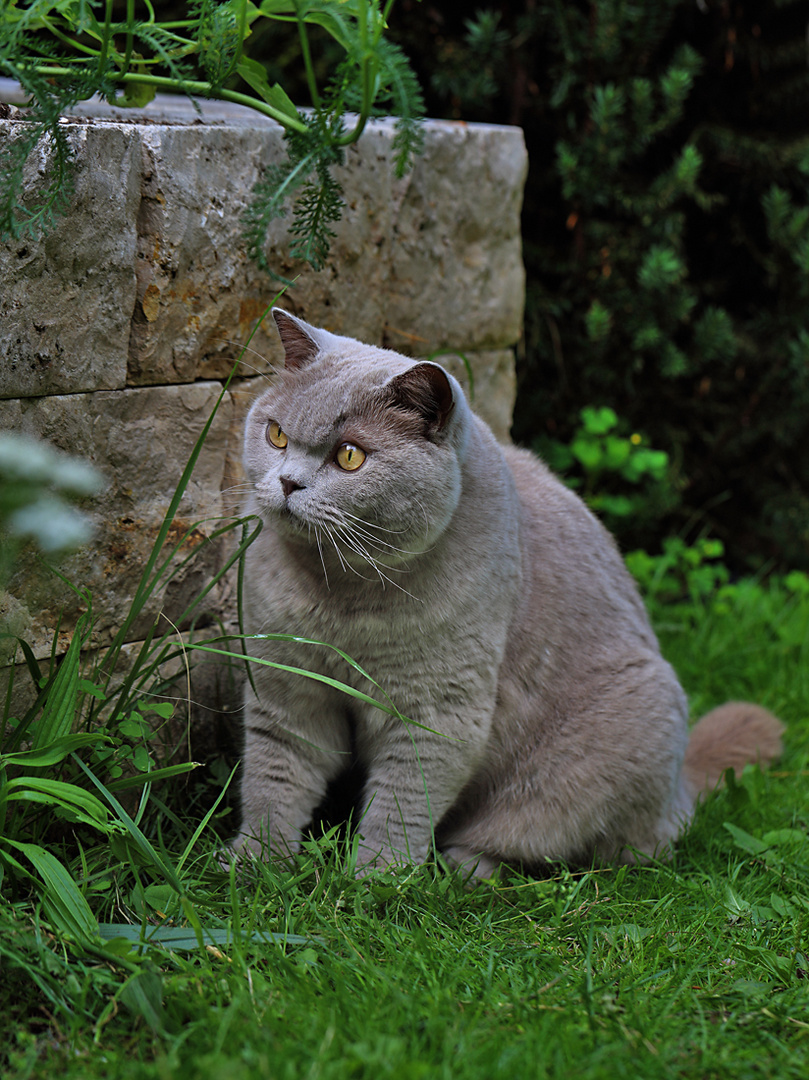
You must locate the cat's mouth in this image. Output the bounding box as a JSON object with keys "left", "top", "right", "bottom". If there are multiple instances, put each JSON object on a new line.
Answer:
{"left": 276, "top": 503, "right": 308, "bottom": 532}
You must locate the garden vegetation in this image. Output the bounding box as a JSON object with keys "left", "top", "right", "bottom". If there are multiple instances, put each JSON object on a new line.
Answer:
{"left": 1, "top": 2, "right": 808, "bottom": 1077}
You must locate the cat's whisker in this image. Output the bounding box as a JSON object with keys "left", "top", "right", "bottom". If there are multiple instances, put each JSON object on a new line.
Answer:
{"left": 315, "top": 508, "right": 398, "bottom": 563}
{"left": 220, "top": 483, "right": 255, "bottom": 498}
{"left": 341, "top": 510, "right": 411, "bottom": 539}
{"left": 314, "top": 524, "right": 330, "bottom": 589}
{"left": 322, "top": 507, "right": 417, "bottom": 561}
{"left": 350, "top": 525, "right": 417, "bottom": 560}
{"left": 413, "top": 496, "right": 432, "bottom": 536}
{"left": 338, "top": 528, "right": 387, "bottom": 584}
{"left": 334, "top": 522, "right": 422, "bottom": 599}
{"left": 322, "top": 518, "right": 383, "bottom": 583}
{"left": 322, "top": 522, "right": 351, "bottom": 575}
{"left": 329, "top": 524, "right": 379, "bottom": 582}
{"left": 313, "top": 516, "right": 397, "bottom": 589}
{"left": 342, "top": 517, "right": 418, "bottom": 558}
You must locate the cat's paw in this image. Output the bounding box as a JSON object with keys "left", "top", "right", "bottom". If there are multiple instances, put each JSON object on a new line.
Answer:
{"left": 440, "top": 845, "right": 502, "bottom": 883}
{"left": 215, "top": 837, "right": 259, "bottom": 876}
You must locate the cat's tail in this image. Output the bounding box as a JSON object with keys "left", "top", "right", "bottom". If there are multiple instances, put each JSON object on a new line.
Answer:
{"left": 683, "top": 701, "right": 785, "bottom": 799}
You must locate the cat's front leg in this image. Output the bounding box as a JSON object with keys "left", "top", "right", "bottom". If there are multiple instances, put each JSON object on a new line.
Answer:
{"left": 233, "top": 686, "right": 352, "bottom": 862}
{"left": 353, "top": 704, "right": 489, "bottom": 873}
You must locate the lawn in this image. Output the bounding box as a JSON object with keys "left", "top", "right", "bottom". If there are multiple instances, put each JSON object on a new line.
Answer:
{"left": 2, "top": 570, "right": 808, "bottom": 1080}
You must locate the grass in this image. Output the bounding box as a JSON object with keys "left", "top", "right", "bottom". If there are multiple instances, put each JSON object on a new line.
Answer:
{"left": 2, "top": 569, "right": 807, "bottom": 1080}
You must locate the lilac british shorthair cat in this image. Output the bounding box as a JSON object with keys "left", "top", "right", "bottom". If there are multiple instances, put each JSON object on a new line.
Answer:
{"left": 231, "top": 309, "right": 783, "bottom": 877}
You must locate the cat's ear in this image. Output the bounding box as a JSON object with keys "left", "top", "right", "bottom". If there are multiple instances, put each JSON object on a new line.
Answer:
{"left": 385, "top": 363, "right": 456, "bottom": 436}
{"left": 272, "top": 308, "right": 327, "bottom": 370}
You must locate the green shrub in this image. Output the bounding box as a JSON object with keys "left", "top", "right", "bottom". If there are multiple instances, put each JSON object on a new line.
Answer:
{"left": 536, "top": 404, "right": 675, "bottom": 541}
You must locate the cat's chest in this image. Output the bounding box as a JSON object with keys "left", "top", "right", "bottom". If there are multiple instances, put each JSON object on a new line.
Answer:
{"left": 247, "top": 494, "right": 519, "bottom": 670}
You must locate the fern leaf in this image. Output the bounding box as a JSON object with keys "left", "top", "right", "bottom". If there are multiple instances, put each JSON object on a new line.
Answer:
{"left": 289, "top": 167, "right": 343, "bottom": 271}
{"left": 0, "top": 60, "right": 100, "bottom": 241}
{"left": 197, "top": 0, "right": 241, "bottom": 89}
{"left": 382, "top": 40, "right": 426, "bottom": 178}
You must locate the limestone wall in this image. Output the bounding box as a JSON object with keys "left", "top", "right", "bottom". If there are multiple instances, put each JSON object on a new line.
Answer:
{"left": 0, "top": 88, "right": 527, "bottom": 700}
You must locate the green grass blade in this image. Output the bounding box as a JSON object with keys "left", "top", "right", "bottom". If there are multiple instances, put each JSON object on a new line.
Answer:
{"left": 105, "top": 516, "right": 263, "bottom": 720}
{"left": 185, "top": 638, "right": 451, "bottom": 738}
{"left": 71, "top": 754, "right": 185, "bottom": 895}
{"left": 32, "top": 611, "right": 90, "bottom": 749}
{"left": 118, "top": 968, "right": 166, "bottom": 1034}
{"left": 1, "top": 732, "right": 112, "bottom": 769}
{"left": 98, "top": 295, "right": 283, "bottom": 683}
{"left": 97, "top": 922, "right": 317, "bottom": 950}
{"left": 5, "top": 634, "right": 42, "bottom": 690}
{"left": 95, "top": 619, "right": 157, "bottom": 729}
{"left": 105, "top": 760, "right": 200, "bottom": 794}
{"left": 6, "top": 776, "right": 114, "bottom": 830}
{"left": 175, "top": 762, "right": 239, "bottom": 874}
{"left": 7, "top": 839, "right": 101, "bottom": 945}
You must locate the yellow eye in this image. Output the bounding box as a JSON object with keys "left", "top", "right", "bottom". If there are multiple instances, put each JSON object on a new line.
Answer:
{"left": 267, "top": 421, "right": 288, "bottom": 449}
{"left": 335, "top": 443, "right": 366, "bottom": 471}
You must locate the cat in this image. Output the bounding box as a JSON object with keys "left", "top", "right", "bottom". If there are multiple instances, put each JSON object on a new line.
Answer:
{"left": 232, "top": 308, "right": 784, "bottom": 877}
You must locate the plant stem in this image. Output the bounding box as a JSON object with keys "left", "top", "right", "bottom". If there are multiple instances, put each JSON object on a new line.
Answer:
{"left": 296, "top": 7, "right": 321, "bottom": 109}
{"left": 336, "top": 0, "right": 373, "bottom": 146}
{"left": 122, "top": 74, "right": 310, "bottom": 131}
{"left": 39, "top": 17, "right": 101, "bottom": 59}
{"left": 122, "top": 0, "right": 135, "bottom": 77}
{"left": 96, "top": 0, "right": 115, "bottom": 79}
{"left": 19, "top": 67, "right": 310, "bottom": 133}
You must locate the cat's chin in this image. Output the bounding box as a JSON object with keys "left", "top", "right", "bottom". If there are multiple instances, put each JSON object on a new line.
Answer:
{"left": 271, "top": 505, "right": 311, "bottom": 537}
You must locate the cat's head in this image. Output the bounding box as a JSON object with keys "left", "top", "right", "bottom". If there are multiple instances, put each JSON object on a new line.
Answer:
{"left": 243, "top": 310, "right": 472, "bottom": 573}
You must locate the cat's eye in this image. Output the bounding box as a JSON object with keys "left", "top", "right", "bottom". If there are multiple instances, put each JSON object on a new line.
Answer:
{"left": 335, "top": 443, "right": 366, "bottom": 471}
{"left": 267, "top": 421, "right": 288, "bottom": 449}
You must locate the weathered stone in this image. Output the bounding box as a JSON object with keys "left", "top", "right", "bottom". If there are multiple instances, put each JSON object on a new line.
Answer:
{"left": 125, "top": 123, "right": 290, "bottom": 386}
{"left": 383, "top": 120, "right": 527, "bottom": 356}
{"left": 0, "top": 382, "right": 235, "bottom": 659}
{"left": 1, "top": 89, "right": 527, "bottom": 398}
{"left": 0, "top": 122, "right": 141, "bottom": 399}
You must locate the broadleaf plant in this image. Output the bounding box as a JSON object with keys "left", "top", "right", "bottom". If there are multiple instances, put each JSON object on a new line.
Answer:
{"left": 0, "top": 0, "right": 424, "bottom": 275}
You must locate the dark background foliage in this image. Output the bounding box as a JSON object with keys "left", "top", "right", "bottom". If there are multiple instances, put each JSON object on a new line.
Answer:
{"left": 384, "top": 0, "right": 809, "bottom": 571}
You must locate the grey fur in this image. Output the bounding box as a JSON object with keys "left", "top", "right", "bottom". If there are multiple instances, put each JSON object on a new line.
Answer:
{"left": 233, "top": 310, "right": 783, "bottom": 876}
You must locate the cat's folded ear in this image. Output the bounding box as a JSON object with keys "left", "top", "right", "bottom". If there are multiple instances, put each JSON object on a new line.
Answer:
{"left": 385, "top": 363, "right": 456, "bottom": 436}
{"left": 272, "top": 308, "right": 328, "bottom": 370}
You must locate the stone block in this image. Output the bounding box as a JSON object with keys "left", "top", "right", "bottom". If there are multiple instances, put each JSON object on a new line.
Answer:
{"left": 383, "top": 120, "right": 527, "bottom": 356}
{"left": 126, "top": 123, "right": 289, "bottom": 387}
{"left": 0, "top": 122, "right": 141, "bottom": 399}
{"left": 437, "top": 349, "right": 517, "bottom": 444}
{"left": 0, "top": 82, "right": 527, "bottom": 724}
{"left": 1, "top": 90, "right": 527, "bottom": 399}
{"left": 126, "top": 122, "right": 398, "bottom": 385}
{"left": 0, "top": 382, "right": 236, "bottom": 659}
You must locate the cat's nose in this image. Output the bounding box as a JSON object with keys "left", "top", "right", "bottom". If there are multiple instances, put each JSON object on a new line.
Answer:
{"left": 280, "top": 476, "right": 304, "bottom": 499}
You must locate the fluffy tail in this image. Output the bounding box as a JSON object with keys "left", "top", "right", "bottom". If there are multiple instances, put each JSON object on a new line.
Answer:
{"left": 683, "top": 701, "right": 785, "bottom": 799}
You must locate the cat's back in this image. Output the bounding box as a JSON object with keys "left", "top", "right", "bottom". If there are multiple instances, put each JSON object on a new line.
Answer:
{"left": 501, "top": 442, "right": 659, "bottom": 656}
